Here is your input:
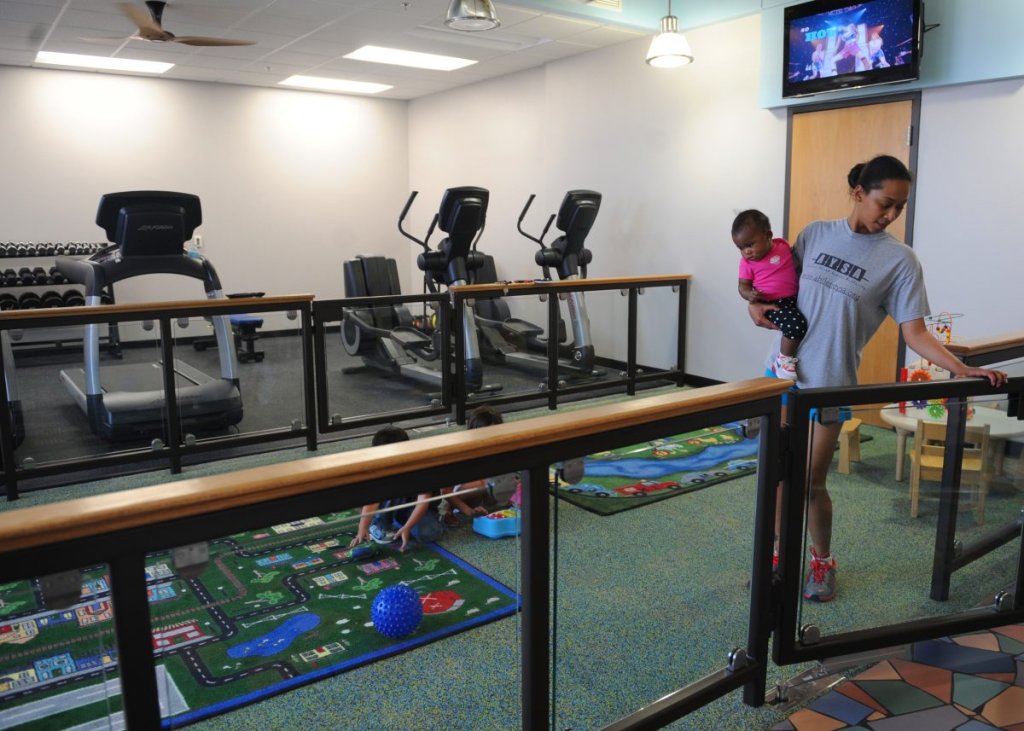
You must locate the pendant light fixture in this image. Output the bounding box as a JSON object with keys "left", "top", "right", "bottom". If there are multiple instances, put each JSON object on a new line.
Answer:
{"left": 646, "top": 0, "right": 693, "bottom": 68}
{"left": 445, "top": 0, "right": 501, "bottom": 32}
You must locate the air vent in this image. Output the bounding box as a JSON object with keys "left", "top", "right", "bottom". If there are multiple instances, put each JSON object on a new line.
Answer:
{"left": 586, "top": 0, "right": 622, "bottom": 10}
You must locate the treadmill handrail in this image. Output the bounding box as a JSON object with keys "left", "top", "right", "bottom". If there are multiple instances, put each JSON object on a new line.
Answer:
{"left": 56, "top": 253, "right": 224, "bottom": 296}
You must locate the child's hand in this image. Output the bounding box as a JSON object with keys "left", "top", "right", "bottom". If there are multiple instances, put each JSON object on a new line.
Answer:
{"left": 397, "top": 528, "right": 412, "bottom": 551}
{"left": 749, "top": 288, "right": 765, "bottom": 303}
{"left": 348, "top": 532, "right": 366, "bottom": 548}
{"left": 471, "top": 505, "right": 488, "bottom": 516}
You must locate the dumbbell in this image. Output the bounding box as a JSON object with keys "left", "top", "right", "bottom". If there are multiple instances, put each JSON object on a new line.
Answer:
{"left": 62, "top": 289, "right": 85, "bottom": 307}
{"left": 32, "top": 267, "right": 48, "bottom": 285}
{"left": 2, "top": 269, "right": 16, "bottom": 286}
{"left": 17, "top": 292, "right": 41, "bottom": 309}
{"left": 18, "top": 267, "right": 35, "bottom": 285}
{"left": 0, "top": 293, "right": 18, "bottom": 311}
{"left": 40, "top": 290, "right": 64, "bottom": 308}
{"left": 48, "top": 266, "right": 67, "bottom": 285}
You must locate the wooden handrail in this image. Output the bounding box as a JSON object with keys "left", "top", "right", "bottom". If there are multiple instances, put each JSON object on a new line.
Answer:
{"left": 0, "top": 377, "right": 788, "bottom": 554}
{"left": 452, "top": 274, "right": 691, "bottom": 296}
{"left": 0, "top": 294, "right": 314, "bottom": 324}
{"left": 946, "top": 331, "right": 1024, "bottom": 358}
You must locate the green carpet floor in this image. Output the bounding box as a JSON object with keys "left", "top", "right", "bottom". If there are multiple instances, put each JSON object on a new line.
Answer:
{"left": 2, "top": 390, "right": 1019, "bottom": 730}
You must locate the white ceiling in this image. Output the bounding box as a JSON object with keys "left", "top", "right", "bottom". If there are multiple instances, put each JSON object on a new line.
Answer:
{"left": 0, "top": 0, "right": 663, "bottom": 99}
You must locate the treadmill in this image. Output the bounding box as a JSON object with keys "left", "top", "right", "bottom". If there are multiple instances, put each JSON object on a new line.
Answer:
{"left": 57, "top": 191, "right": 243, "bottom": 441}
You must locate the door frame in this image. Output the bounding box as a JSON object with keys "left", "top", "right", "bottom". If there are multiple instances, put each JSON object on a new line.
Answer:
{"left": 783, "top": 91, "right": 923, "bottom": 382}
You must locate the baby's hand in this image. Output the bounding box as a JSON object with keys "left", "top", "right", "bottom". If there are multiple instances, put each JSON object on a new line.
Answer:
{"left": 471, "top": 505, "right": 488, "bottom": 516}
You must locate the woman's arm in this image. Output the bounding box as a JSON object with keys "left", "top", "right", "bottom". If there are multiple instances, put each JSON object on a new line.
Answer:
{"left": 901, "top": 318, "right": 1008, "bottom": 386}
{"left": 747, "top": 301, "right": 781, "bottom": 329}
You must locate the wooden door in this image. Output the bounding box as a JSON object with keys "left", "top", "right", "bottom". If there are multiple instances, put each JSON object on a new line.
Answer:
{"left": 787, "top": 98, "right": 915, "bottom": 427}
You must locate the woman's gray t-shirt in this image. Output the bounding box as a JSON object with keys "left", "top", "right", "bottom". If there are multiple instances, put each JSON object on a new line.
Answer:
{"left": 770, "top": 218, "right": 929, "bottom": 388}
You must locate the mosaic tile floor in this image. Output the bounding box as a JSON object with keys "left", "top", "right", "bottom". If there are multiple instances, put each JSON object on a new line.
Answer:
{"left": 771, "top": 623, "right": 1024, "bottom": 731}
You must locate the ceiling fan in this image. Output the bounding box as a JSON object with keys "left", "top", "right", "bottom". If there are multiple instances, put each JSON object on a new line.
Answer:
{"left": 85, "top": 1, "right": 256, "bottom": 47}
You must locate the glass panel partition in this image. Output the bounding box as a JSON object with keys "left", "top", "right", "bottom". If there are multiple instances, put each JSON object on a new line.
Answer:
{"left": 10, "top": 316, "right": 168, "bottom": 469}
{"left": 0, "top": 564, "right": 122, "bottom": 729}
{"left": 158, "top": 483, "right": 523, "bottom": 727}
{"left": 552, "top": 419, "right": 763, "bottom": 729}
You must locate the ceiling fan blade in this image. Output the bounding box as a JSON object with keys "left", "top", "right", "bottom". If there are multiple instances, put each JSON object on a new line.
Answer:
{"left": 171, "top": 36, "right": 256, "bottom": 47}
{"left": 79, "top": 35, "right": 133, "bottom": 43}
{"left": 116, "top": 2, "right": 162, "bottom": 35}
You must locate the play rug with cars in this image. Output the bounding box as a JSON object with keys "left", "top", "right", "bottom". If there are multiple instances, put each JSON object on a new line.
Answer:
{"left": 0, "top": 512, "right": 518, "bottom": 728}
{"left": 553, "top": 423, "right": 759, "bottom": 516}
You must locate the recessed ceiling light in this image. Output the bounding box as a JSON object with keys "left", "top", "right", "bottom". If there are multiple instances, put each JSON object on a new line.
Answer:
{"left": 35, "top": 51, "right": 173, "bottom": 74}
{"left": 344, "top": 45, "right": 476, "bottom": 71}
{"left": 279, "top": 75, "right": 392, "bottom": 94}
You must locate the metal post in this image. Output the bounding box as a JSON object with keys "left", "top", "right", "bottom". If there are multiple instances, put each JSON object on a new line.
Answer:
{"left": 676, "top": 280, "right": 688, "bottom": 387}
{"left": 452, "top": 296, "right": 465, "bottom": 425}
{"left": 110, "top": 552, "right": 163, "bottom": 729}
{"left": 312, "top": 304, "right": 331, "bottom": 433}
{"left": 522, "top": 464, "right": 550, "bottom": 730}
{"left": 744, "top": 404, "right": 780, "bottom": 705}
{"left": 158, "top": 318, "right": 182, "bottom": 474}
{"left": 930, "top": 398, "right": 969, "bottom": 601}
{"left": 626, "top": 288, "right": 638, "bottom": 396}
{"left": 0, "top": 337, "right": 17, "bottom": 501}
{"left": 547, "top": 291, "right": 558, "bottom": 411}
{"left": 300, "top": 304, "right": 317, "bottom": 451}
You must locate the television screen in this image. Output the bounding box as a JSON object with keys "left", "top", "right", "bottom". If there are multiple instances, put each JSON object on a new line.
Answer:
{"left": 783, "top": 0, "right": 922, "bottom": 99}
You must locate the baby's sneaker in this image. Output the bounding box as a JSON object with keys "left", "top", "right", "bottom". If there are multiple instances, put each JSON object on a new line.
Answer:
{"left": 774, "top": 353, "right": 798, "bottom": 381}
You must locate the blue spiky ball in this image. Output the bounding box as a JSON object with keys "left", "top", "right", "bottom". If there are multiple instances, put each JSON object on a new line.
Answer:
{"left": 371, "top": 584, "right": 423, "bottom": 638}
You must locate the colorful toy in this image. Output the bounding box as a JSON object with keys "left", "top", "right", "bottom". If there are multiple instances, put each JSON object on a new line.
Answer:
{"left": 926, "top": 311, "right": 962, "bottom": 345}
{"left": 370, "top": 584, "right": 423, "bottom": 638}
{"left": 472, "top": 508, "right": 521, "bottom": 539}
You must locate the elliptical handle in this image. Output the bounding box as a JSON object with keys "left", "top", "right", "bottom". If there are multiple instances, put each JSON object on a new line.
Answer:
{"left": 398, "top": 191, "right": 428, "bottom": 250}
{"left": 516, "top": 193, "right": 546, "bottom": 247}
{"left": 540, "top": 214, "right": 556, "bottom": 242}
{"left": 423, "top": 213, "right": 439, "bottom": 250}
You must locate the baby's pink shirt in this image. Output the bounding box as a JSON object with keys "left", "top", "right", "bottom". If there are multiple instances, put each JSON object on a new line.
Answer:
{"left": 737, "top": 238, "right": 798, "bottom": 301}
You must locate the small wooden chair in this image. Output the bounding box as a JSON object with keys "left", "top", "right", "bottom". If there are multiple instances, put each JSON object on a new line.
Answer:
{"left": 908, "top": 420, "right": 990, "bottom": 522}
{"left": 837, "top": 418, "right": 862, "bottom": 474}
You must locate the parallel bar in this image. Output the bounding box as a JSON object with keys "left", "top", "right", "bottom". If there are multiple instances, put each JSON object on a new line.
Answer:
{"left": 951, "top": 521, "right": 1023, "bottom": 571}
{"left": 522, "top": 464, "right": 550, "bottom": 731}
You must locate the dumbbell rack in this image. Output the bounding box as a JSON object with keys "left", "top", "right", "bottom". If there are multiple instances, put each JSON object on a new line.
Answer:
{"left": 0, "top": 242, "right": 121, "bottom": 355}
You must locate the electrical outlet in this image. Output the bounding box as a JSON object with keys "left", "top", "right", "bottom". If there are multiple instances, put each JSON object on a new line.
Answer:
{"left": 194, "top": 235, "right": 203, "bottom": 249}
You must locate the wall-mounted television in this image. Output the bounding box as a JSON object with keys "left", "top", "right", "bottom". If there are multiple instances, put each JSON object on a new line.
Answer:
{"left": 783, "top": 0, "right": 924, "bottom": 99}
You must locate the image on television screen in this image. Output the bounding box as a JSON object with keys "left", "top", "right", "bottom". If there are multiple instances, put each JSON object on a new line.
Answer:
{"left": 785, "top": 0, "right": 919, "bottom": 97}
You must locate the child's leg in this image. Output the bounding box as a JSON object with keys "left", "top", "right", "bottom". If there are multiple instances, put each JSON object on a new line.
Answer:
{"left": 780, "top": 336, "right": 798, "bottom": 357}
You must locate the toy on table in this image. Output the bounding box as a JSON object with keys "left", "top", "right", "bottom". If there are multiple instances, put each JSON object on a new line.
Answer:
{"left": 473, "top": 508, "right": 522, "bottom": 539}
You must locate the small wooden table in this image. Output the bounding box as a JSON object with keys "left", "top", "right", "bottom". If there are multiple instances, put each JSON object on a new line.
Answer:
{"left": 879, "top": 403, "right": 1024, "bottom": 481}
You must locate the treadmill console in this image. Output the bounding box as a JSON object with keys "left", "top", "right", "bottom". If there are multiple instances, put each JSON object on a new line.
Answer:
{"left": 96, "top": 191, "right": 202, "bottom": 257}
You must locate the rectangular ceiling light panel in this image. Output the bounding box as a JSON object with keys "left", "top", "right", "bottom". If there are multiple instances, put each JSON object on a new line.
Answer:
{"left": 279, "top": 75, "right": 392, "bottom": 94}
{"left": 35, "top": 51, "right": 174, "bottom": 74}
{"left": 344, "top": 45, "right": 476, "bottom": 71}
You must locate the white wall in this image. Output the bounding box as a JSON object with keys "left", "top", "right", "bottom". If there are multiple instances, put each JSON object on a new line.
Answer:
{"left": 914, "top": 78, "right": 1023, "bottom": 342}
{"left": 409, "top": 14, "right": 1019, "bottom": 382}
{"left": 410, "top": 15, "right": 788, "bottom": 382}
{"left": 0, "top": 66, "right": 409, "bottom": 324}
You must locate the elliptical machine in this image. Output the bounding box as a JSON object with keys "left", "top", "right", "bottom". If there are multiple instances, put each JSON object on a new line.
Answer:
{"left": 341, "top": 186, "right": 498, "bottom": 396}
{"left": 474, "top": 190, "right": 602, "bottom": 377}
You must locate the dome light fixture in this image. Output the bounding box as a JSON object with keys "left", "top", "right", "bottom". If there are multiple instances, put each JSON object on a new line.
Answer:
{"left": 646, "top": 0, "right": 693, "bottom": 68}
{"left": 445, "top": 0, "right": 501, "bottom": 32}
